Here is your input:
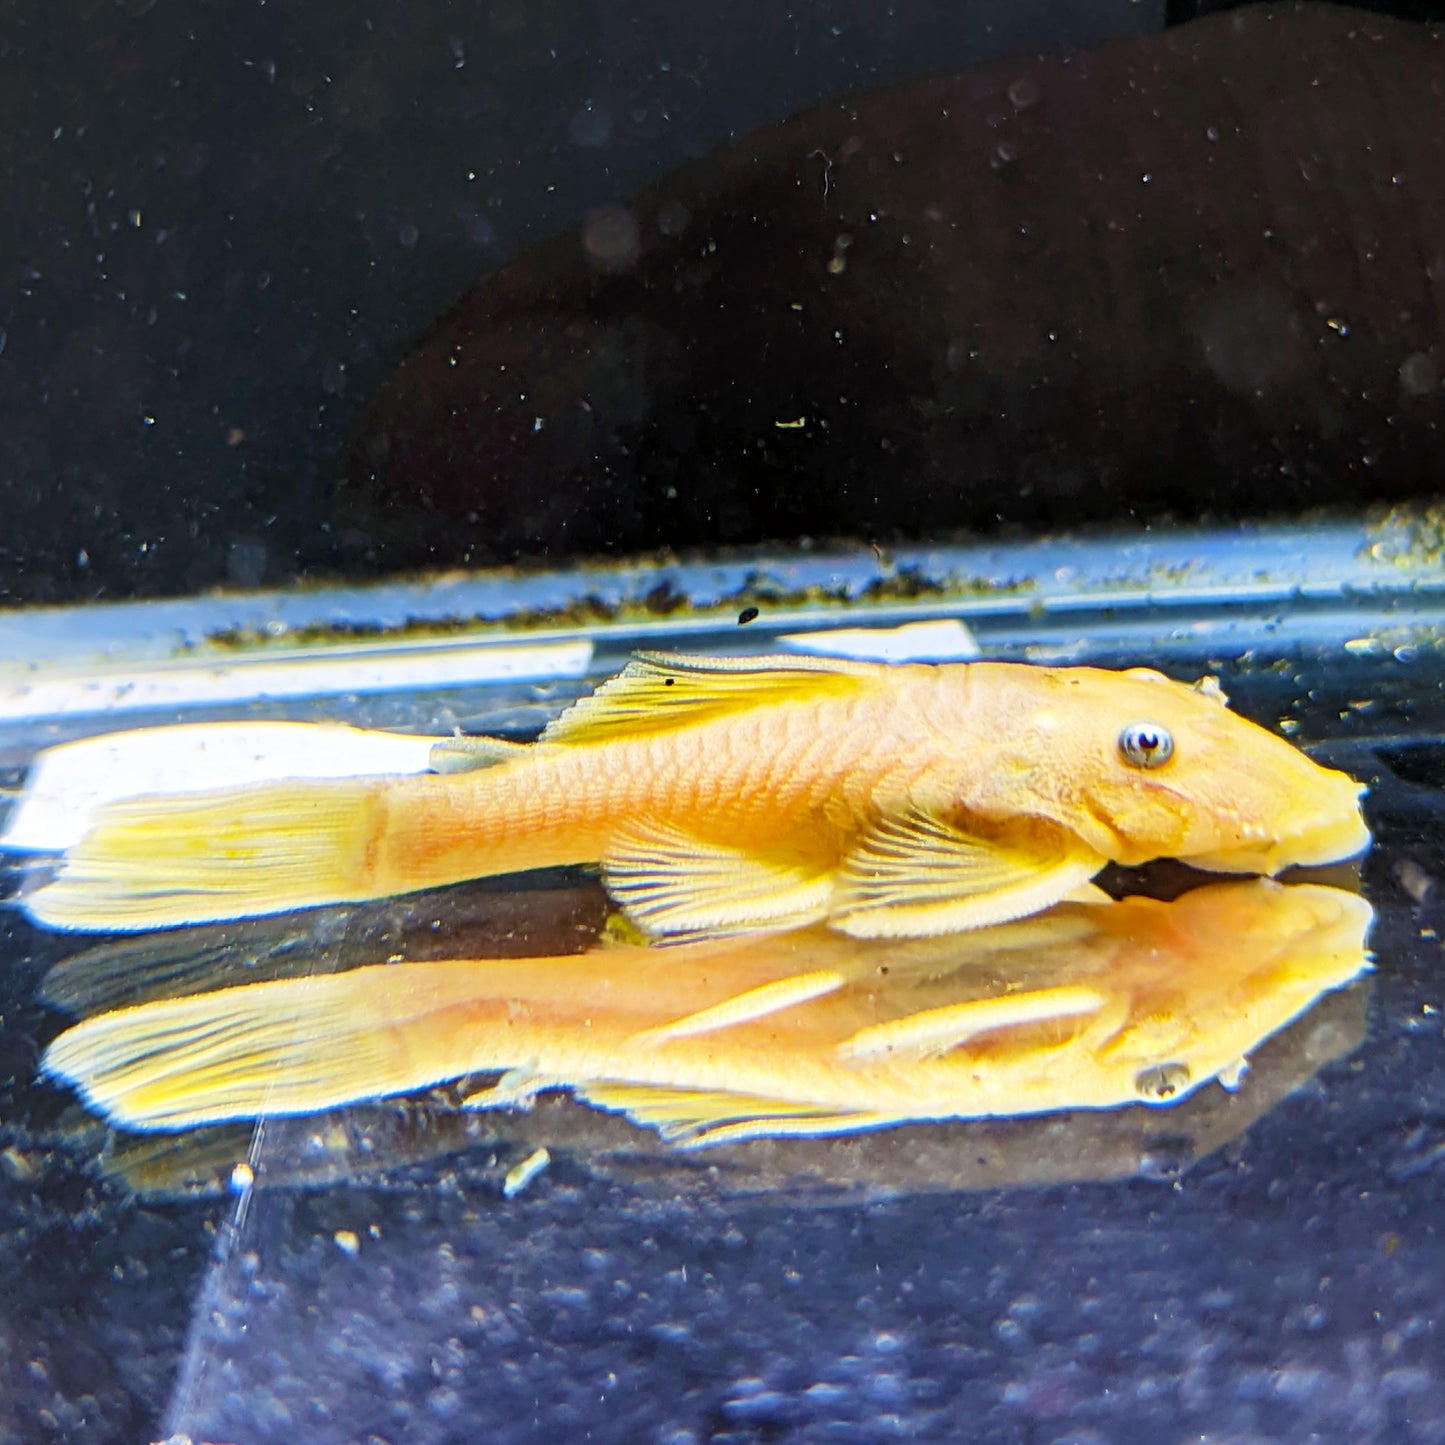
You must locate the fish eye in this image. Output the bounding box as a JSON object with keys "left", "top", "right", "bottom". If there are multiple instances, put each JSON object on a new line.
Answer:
{"left": 1135, "top": 1062, "right": 1191, "bottom": 1102}
{"left": 1118, "top": 720, "right": 1174, "bottom": 769}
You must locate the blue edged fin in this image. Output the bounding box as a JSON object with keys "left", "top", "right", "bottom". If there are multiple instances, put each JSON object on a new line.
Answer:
{"left": 576, "top": 1080, "right": 883, "bottom": 1145}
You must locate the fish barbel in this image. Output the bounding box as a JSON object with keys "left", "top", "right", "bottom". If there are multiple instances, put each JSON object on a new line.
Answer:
{"left": 23, "top": 652, "right": 1369, "bottom": 936}
{"left": 40, "top": 879, "right": 1373, "bottom": 1142}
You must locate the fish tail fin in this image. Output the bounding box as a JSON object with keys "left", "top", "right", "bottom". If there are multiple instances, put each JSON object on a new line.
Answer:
{"left": 41, "top": 961, "right": 502, "bottom": 1131}
{"left": 24, "top": 777, "right": 397, "bottom": 932}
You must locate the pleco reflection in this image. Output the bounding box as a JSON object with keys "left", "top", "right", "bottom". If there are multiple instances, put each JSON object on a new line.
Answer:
{"left": 43, "top": 880, "right": 1372, "bottom": 1148}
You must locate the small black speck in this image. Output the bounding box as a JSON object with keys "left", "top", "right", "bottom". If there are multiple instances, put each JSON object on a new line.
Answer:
{"left": 664, "top": 677, "right": 675, "bottom": 686}
{"left": 738, "top": 606, "right": 760, "bottom": 625}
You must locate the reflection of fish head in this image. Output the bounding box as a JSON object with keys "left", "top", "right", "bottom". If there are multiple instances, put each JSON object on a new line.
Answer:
{"left": 960, "top": 665, "right": 1370, "bottom": 874}
{"left": 1084, "top": 878, "right": 1374, "bottom": 1104}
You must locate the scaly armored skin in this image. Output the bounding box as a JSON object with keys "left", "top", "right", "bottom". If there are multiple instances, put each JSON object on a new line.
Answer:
{"left": 25, "top": 652, "right": 1369, "bottom": 937}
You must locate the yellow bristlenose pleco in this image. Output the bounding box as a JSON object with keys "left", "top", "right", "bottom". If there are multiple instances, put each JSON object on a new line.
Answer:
{"left": 24, "top": 653, "right": 1370, "bottom": 939}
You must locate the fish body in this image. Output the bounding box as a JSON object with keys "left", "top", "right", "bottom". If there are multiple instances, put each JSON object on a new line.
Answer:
{"left": 24, "top": 652, "right": 1369, "bottom": 936}
{"left": 41, "top": 880, "right": 1373, "bottom": 1143}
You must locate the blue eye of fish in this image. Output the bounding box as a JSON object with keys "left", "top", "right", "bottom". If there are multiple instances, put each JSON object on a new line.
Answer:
{"left": 1118, "top": 721, "right": 1174, "bottom": 769}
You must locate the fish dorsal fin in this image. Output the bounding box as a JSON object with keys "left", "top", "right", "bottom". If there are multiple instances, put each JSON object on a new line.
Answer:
{"left": 603, "top": 821, "right": 835, "bottom": 940}
{"left": 542, "top": 652, "right": 876, "bottom": 746}
{"left": 832, "top": 811, "right": 1105, "bottom": 938}
{"left": 575, "top": 1080, "right": 881, "bottom": 1145}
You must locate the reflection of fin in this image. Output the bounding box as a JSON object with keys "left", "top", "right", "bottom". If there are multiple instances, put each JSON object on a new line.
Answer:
{"left": 604, "top": 822, "right": 832, "bottom": 938}
{"left": 42, "top": 912, "right": 352, "bottom": 1016}
{"left": 576, "top": 1080, "right": 880, "bottom": 1145}
{"left": 837, "top": 985, "right": 1107, "bottom": 1061}
{"left": 42, "top": 964, "right": 478, "bottom": 1130}
{"left": 460, "top": 1063, "right": 557, "bottom": 1111}
{"left": 629, "top": 969, "right": 848, "bottom": 1046}
{"left": 543, "top": 651, "right": 869, "bottom": 746}
{"left": 833, "top": 811, "right": 1104, "bottom": 937}
{"left": 428, "top": 735, "right": 528, "bottom": 773}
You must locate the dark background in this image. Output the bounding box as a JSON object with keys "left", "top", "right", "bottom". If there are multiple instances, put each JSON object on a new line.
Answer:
{"left": 4, "top": 0, "right": 1443, "bottom": 605}
{"left": 0, "top": 0, "right": 1165, "bottom": 604}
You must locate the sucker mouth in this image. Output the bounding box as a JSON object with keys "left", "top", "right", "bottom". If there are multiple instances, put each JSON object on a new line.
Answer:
{"left": 1181, "top": 808, "right": 1373, "bottom": 877}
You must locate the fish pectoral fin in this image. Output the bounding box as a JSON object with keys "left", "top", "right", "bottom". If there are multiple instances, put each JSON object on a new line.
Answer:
{"left": 542, "top": 652, "right": 872, "bottom": 745}
{"left": 576, "top": 1081, "right": 882, "bottom": 1146}
{"left": 832, "top": 811, "right": 1105, "bottom": 937}
{"left": 628, "top": 969, "right": 849, "bottom": 1046}
{"left": 837, "top": 985, "right": 1108, "bottom": 1062}
{"left": 603, "top": 822, "right": 834, "bottom": 940}
{"left": 428, "top": 735, "right": 529, "bottom": 773}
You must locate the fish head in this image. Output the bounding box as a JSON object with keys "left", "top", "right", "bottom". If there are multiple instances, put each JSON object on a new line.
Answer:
{"left": 971, "top": 666, "right": 1370, "bottom": 874}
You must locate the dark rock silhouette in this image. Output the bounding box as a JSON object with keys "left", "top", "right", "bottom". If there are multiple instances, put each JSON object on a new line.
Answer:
{"left": 342, "top": 3, "right": 1444, "bottom": 568}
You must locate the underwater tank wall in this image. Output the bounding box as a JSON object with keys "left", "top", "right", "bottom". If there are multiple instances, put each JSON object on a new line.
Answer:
{"left": 2, "top": 2, "right": 1445, "bottom": 1443}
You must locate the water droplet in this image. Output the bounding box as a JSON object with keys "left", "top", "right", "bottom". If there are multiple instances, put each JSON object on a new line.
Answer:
{"left": 656, "top": 200, "right": 689, "bottom": 238}
{"left": 582, "top": 206, "right": 640, "bottom": 272}
{"left": 1006, "top": 76, "right": 1039, "bottom": 109}
{"left": 569, "top": 100, "right": 613, "bottom": 148}
{"left": 1399, "top": 350, "right": 1438, "bottom": 397}
{"left": 459, "top": 209, "right": 497, "bottom": 248}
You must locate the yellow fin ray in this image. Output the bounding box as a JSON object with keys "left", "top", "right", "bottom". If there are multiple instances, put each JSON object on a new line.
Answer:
{"left": 628, "top": 969, "right": 849, "bottom": 1046}
{"left": 41, "top": 964, "right": 484, "bottom": 1130}
{"left": 603, "top": 821, "right": 834, "bottom": 939}
{"left": 832, "top": 811, "right": 1105, "bottom": 937}
{"left": 575, "top": 1080, "right": 878, "bottom": 1144}
{"left": 669, "top": 1111, "right": 893, "bottom": 1149}
{"left": 24, "top": 779, "right": 386, "bottom": 932}
{"left": 542, "top": 651, "right": 872, "bottom": 746}
{"left": 837, "top": 985, "right": 1108, "bottom": 1062}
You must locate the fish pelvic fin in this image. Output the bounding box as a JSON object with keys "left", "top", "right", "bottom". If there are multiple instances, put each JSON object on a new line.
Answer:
{"left": 24, "top": 778, "right": 392, "bottom": 932}
{"left": 575, "top": 1080, "right": 885, "bottom": 1146}
{"left": 831, "top": 811, "right": 1105, "bottom": 937}
{"left": 603, "top": 821, "right": 834, "bottom": 940}
{"left": 541, "top": 651, "right": 875, "bottom": 746}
